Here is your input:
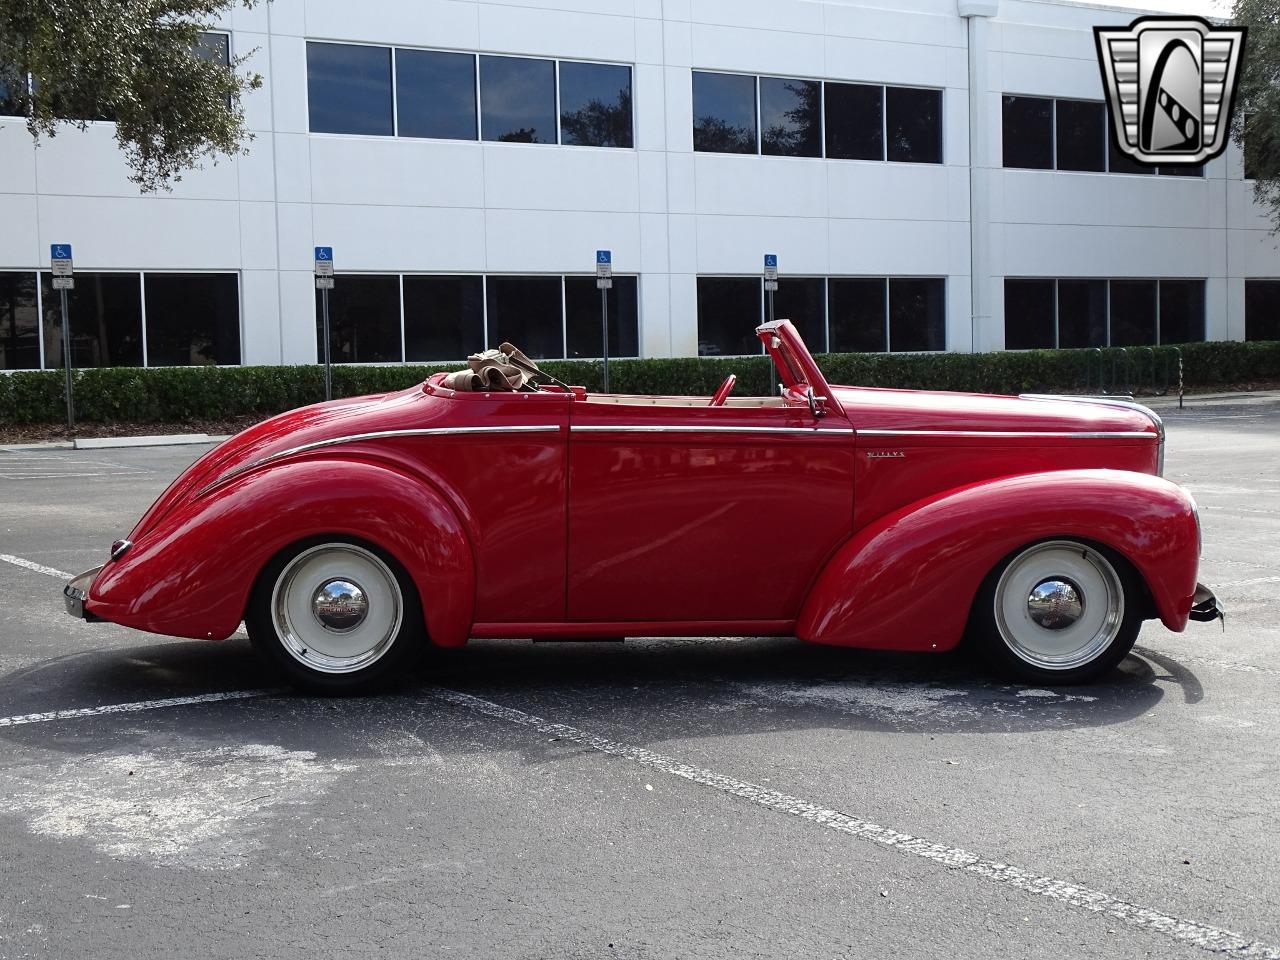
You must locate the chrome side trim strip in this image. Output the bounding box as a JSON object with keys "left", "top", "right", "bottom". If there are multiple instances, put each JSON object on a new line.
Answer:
{"left": 571, "top": 425, "right": 853, "bottom": 435}
{"left": 858, "top": 429, "right": 1154, "bottom": 439}
{"left": 199, "top": 426, "right": 561, "bottom": 496}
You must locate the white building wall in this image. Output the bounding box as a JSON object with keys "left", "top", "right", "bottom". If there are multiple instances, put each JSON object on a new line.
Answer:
{"left": 0, "top": 0, "right": 1275, "bottom": 367}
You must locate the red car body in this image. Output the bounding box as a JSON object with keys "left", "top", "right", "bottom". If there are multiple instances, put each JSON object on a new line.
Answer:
{"left": 65, "top": 321, "right": 1217, "bottom": 683}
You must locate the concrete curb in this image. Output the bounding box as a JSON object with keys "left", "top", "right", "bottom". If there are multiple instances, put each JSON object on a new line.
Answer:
{"left": 72, "top": 433, "right": 217, "bottom": 450}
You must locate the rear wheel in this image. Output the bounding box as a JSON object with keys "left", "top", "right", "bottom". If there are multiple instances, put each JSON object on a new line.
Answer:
{"left": 246, "top": 539, "right": 422, "bottom": 693}
{"left": 970, "top": 539, "right": 1142, "bottom": 684}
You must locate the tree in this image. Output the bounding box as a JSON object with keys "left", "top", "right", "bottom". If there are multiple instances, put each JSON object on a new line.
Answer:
{"left": 0, "top": 0, "right": 262, "bottom": 191}
{"left": 561, "top": 86, "right": 632, "bottom": 148}
{"left": 1232, "top": 0, "right": 1280, "bottom": 230}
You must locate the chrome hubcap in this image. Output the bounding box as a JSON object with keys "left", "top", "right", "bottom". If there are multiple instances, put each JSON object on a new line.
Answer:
{"left": 994, "top": 541, "right": 1125, "bottom": 671}
{"left": 1026, "top": 578, "right": 1084, "bottom": 630}
{"left": 311, "top": 579, "right": 368, "bottom": 632}
{"left": 270, "top": 544, "right": 403, "bottom": 675}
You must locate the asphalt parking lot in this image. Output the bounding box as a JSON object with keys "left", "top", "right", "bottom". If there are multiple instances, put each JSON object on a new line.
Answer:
{"left": 0, "top": 397, "right": 1277, "bottom": 960}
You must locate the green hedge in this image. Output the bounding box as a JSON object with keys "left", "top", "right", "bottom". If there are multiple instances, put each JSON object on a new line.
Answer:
{"left": 2, "top": 341, "right": 1278, "bottom": 425}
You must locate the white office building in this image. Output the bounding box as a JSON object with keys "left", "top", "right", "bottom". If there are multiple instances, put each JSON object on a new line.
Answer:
{"left": 1, "top": 0, "right": 1277, "bottom": 373}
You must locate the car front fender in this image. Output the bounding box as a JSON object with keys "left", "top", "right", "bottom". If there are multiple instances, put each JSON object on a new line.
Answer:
{"left": 797, "top": 469, "right": 1200, "bottom": 652}
{"left": 86, "top": 458, "right": 475, "bottom": 646}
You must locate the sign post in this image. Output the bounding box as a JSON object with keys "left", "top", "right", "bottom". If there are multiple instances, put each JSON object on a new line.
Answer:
{"left": 763, "top": 254, "right": 779, "bottom": 396}
{"left": 315, "top": 247, "right": 334, "bottom": 401}
{"left": 596, "top": 250, "right": 613, "bottom": 394}
{"left": 50, "top": 244, "right": 75, "bottom": 430}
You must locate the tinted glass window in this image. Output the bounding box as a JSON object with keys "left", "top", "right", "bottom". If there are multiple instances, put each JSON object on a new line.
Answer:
{"left": 889, "top": 278, "right": 945, "bottom": 351}
{"left": 403, "top": 275, "right": 484, "bottom": 361}
{"left": 1158, "top": 279, "right": 1204, "bottom": 344}
{"left": 1158, "top": 164, "right": 1204, "bottom": 177}
{"left": 824, "top": 82, "right": 882, "bottom": 161}
{"left": 0, "top": 272, "right": 38, "bottom": 369}
{"left": 769, "top": 278, "right": 826, "bottom": 352}
{"left": 697, "top": 277, "right": 761, "bottom": 356}
{"left": 1245, "top": 280, "right": 1280, "bottom": 340}
{"left": 1002, "top": 96, "right": 1052, "bottom": 169}
{"left": 480, "top": 56, "right": 556, "bottom": 144}
{"left": 1244, "top": 115, "right": 1272, "bottom": 181}
{"left": 1108, "top": 280, "right": 1157, "bottom": 346}
{"left": 1055, "top": 100, "right": 1104, "bottom": 172}
{"left": 828, "top": 278, "right": 886, "bottom": 352}
{"left": 315, "top": 275, "right": 402, "bottom": 363}
{"left": 760, "top": 77, "right": 820, "bottom": 158}
{"left": 0, "top": 68, "right": 24, "bottom": 116}
{"left": 145, "top": 273, "right": 240, "bottom": 365}
{"left": 692, "top": 72, "right": 756, "bottom": 154}
{"left": 396, "top": 50, "right": 476, "bottom": 140}
{"left": 486, "top": 275, "right": 563, "bottom": 358}
{"left": 1004, "top": 279, "right": 1055, "bottom": 349}
{"left": 1107, "top": 136, "right": 1150, "bottom": 174}
{"left": 195, "top": 32, "right": 230, "bottom": 67}
{"left": 306, "top": 42, "right": 393, "bottom": 136}
{"left": 565, "top": 275, "right": 639, "bottom": 358}
{"left": 1057, "top": 279, "right": 1108, "bottom": 348}
{"left": 559, "top": 61, "right": 633, "bottom": 148}
{"left": 41, "top": 272, "right": 143, "bottom": 368}
{"left": 886, "top": 87, "right": 941, "bottom": 163}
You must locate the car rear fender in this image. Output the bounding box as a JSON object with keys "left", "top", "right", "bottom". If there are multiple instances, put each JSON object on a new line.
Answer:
{"left": 796, "top": 469, "right": 1200, "bottom": 652}
{"left": 85, "top": 459, "right": 475, "bottom": 646}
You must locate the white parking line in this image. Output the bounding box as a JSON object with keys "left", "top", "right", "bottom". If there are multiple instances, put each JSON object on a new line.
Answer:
{"left": 0, "top": 690, "right": 276, "bottom": 728}
{"left": 0, "top": 554, "right": 73, "bottom": 580}
{"left": 433, "top": 688, "right": 1280, "bottom": 960}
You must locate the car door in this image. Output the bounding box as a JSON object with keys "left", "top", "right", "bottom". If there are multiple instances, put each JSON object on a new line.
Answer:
{"left": 566, "top": 399, "right": 855, "bottom": 625}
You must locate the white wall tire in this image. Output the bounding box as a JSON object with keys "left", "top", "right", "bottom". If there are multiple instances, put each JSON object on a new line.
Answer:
{"left": 247, "top": 539, "right": 422, "bottom": 692}
{"left": 971, "top": 539, "right": 1143, "bottom": 684}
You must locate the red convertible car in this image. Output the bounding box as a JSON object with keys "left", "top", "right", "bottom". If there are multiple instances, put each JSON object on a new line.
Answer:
{"left": 65, "top": 320, "right": 1221, "bottom": 691}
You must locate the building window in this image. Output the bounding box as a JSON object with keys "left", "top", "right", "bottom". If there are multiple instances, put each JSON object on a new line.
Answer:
{"left": 886, "top": 87, "right": 942, "bottom": 164}
{"left": 316, "top": 275, "right": 402, "bottom": 363}
{"left": 565, "top": 275, "right": 639, "bottom": 358}
{"left": 144, "top": 273, "right": 240, "bottom": 366}
{"left": 824, "top": 82, "right": 882, "bottom": 161}
{"left": 1055, "top": 99, "right": 1105, "bottom": 173}
{"left": 760, "top": 77, "right": 820, "bottom": 158}
{"left": 403, "top": 275, "right": 484, "bottom": 362}
{"left": 0, "top": 272, "right": 38, "bottom": 369}
{"left": 559, "top": 61, "right": 633, "bottom": 148}
{"left": 195, "top": 31, "right": 230, "bottom": 67}
{"left": 1004, "top": 279, "right": 1056, "bottom": 349}
{"left": 395, "top": 50, "right": 477, "bottom": 141}
{"left": 1057, "top": 279, "right": 1107, "bottom": 348}
{"left": 1108, "top": 280, "right": 1157, "bottom": 346}
{"left": 770, "top": 277, "right": 827, "bottom": 351}
{"left": 41, "top": 273, "right": 143, "bottom": 368}
{"left": 0, "top": 68, "right": 25, "bottom": 116}
{"left": 889, "top": 278, "right": 945, "bottom": 351}
{"left": 1245, "top": 280, "right": 1280, "bottom": 340}
{"left": 692, "top": 71, "right": 757, "bottom": 154}
{"left": 1158, "top": 279, "right": 1205, "bottom": 343}
{"left": 1002, "top": 96, "right": 1053, "bottom": 169}
{"left": 1005, "top": 278, "right": 1203, "bottom": 348}
{"left": 486, "top": 275, "right": 564, "bottom": 358}
{"left": 306, "top": 42, "right": 393, "bottom": 136}
{"left": 1005, "top": 94, "right": 1203, "bottom": 176}
{"left": 698, "top": 275, "right": 946, "bottom": 356}
{"left": 697, "top": 278, "right": 763, "bottom": 355}
{"left": 480, "top": 55, "right": 557, "bottom": 144}
{"left": 828, "top": 278, "right": 887, "bottom": 352}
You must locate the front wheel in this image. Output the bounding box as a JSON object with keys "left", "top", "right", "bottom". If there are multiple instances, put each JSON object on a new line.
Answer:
{"left": 246, "top": 539, "right": 422, "bottom": 693}
{"left": 969, "top": 539, "right": 1143, "bottom": 684}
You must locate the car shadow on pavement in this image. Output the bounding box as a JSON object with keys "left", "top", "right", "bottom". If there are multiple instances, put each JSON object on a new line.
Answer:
{"left": 0, "top": 632, "right": 1198, "bottom": 754}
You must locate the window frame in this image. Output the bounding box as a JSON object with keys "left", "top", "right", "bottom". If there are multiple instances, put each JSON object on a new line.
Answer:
{"left": 1002, "top": 277, "right": 1206, "bottom": 348}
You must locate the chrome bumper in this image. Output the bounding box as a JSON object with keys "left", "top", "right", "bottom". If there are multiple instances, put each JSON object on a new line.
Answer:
{"left": 63, "top": 565, "right": 104, "bottom": 622}
{"left": 1188, "top": 582, "right": 1225, "bottom": 625}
